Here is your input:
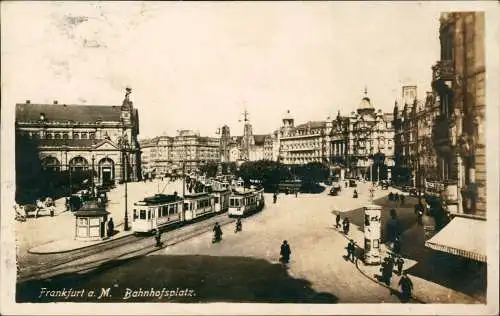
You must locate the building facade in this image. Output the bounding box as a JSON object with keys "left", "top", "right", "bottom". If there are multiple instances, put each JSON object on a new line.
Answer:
{"left": 140, "top": 130, "right": 221, "bottom": 175}
{"left": 15, "top": 88, "right": 141, "bottom": 185}
{"left": 431, "top": 12, "right": 486, "bottom": 217}
{"left": 345, "top": 90, "right": 395, "bottom": 180}
{"left": 278, "top": 110, "right": 332, "bottom": 165}
{"left": 139, "top": 135, "right": 173, "bottom": 177}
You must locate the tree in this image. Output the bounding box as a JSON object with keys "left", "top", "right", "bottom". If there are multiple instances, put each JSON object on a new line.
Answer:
{"left": 15, "top": 134, "right": 44, "bottom": 203}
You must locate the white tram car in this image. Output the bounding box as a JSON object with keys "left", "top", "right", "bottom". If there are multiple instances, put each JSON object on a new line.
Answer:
{"left": 183, "top": 192, "right": 215, "bottom": 221}
{"left": 211, "top": 189, "right": 231, "bottom": 213}
{"left": 132, "top": 194, "right": 184, "bottom": 233}
{"left": 228, "top": 188, "right": 265, "bottom": 217}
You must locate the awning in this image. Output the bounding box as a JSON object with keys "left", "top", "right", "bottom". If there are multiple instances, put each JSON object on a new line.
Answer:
{"left": 425, "top": 216, "right": 487, "bottom": 262}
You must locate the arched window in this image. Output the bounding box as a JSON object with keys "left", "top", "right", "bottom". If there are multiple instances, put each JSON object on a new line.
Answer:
{"left": 69, "top": 156, "right": 89, "bottom": 172}
{"left": 63, "top": 133, "right": 69, "bottom": 139}
{"left": 54, "top": 133, "right": 61, "bottom": 139}
{"left": 41, "top": 156, "right": 61, "bottom": 172}
{"left": 73, "top": 133, "right": 80, "bottom": 139}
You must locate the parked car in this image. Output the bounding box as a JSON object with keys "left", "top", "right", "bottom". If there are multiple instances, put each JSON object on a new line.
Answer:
{"left": 329, "top": 183, "right": 342, "bottom": 196}
{"left": 409, "top": 187, "right": 418, "bottom": 197}
{"left": 381, "top": 180, "right": 389, "bottom": 190}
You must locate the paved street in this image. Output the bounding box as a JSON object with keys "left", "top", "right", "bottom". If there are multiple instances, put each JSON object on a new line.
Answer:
{"left": 15, "top": 181, "right": 485, "bottom": 304}
{"left": 16, "top": 182, "right": 402, "bottom": 303}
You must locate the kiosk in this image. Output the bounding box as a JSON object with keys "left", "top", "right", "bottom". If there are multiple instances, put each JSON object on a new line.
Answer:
{"left": 363, "top": 204, "right": 382, "bottom": 265}
{"left": 73, "top": 200, "right": 109, "bottom": 241}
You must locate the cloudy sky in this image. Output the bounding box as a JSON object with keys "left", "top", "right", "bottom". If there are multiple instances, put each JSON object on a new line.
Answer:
{"left": 0, "top": 1, "right": 480, "bottom": 139}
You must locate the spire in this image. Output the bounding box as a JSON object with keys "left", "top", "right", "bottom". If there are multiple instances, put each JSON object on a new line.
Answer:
{"left": 122, "top": 87, "right": 132, "bottom": 108}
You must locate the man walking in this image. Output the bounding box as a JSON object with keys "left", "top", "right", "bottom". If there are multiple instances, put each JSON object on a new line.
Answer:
{"left": 346, "top": 239, "right": 356, "bottom": 262}
{"left": 398, "top": 272, "right": 414, "bottom": 303}
{"left": 335, "top": 213, "right": 341, "bottom": 229}
{"left": 280, "top": 240, "right": 291, "bottom": 264}
{"left": 396, "top": 256, "right": 405, "bottom": 275}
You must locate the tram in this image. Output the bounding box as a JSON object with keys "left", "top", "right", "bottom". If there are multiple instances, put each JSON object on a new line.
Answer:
{"left": 183, "top": 192, "right": 215, "bottom": 221}
{"left": 211, "top": 188, "right": 231, "bottom": 213}
{"left": 132, "top": 194, "right": 184, "bottom": 233}
{"left": 228, "top": 188, "right": 265, "bottom": 217}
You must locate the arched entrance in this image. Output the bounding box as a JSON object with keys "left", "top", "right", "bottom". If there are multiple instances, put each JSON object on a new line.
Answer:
{"left": 41, "top": 156, "right": 61, "bottom": 172}
{"left": 98, "top": 158, "right": 115, "bottom": 185}
{"left": 69, "top": 156, "right": 89, "bottom": 172}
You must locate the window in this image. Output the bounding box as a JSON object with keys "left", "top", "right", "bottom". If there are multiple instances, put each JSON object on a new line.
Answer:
{"left": 73, "top": 133, "right": 80, "bottom": 139}
{"left": 133, "top": 209, "right": 138, "bottom": 219}
{"left": 63, "top": 133, "right": 69, "bottom": 139}
{"left": 81, "top": 133, "right": 88, "bottom": 139}
{"left": 89, "top": 132, "right": 95, "bottom": 139}
{"left": 140, "top": 209, "right": 146, "bottom": 219}
{"left": 46, "top": 133, "right": 53, "bottom": 139}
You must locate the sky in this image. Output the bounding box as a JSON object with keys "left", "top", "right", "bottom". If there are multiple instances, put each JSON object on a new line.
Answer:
{"left": 1, "top": 2, "right": 454, "bottom": 139}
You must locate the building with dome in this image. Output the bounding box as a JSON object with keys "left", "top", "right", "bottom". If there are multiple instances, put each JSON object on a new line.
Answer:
{"left": 335, "top": 88, "right": 395, "bottom": 180}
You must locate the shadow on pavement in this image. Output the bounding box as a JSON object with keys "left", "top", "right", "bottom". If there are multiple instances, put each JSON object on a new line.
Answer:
{"left": 17, "top": 254, "right": 339, "bottom": 303}
{"left": 341, "top": 193, "right": 486, "bottom": 301}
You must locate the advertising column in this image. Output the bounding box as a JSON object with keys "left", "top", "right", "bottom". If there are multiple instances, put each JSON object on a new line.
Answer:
{"left": 363, "top": 204, "right": 382, "bottom": 265}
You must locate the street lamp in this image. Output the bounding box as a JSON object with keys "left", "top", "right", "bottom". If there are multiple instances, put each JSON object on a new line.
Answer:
{"left": 121, "top": 130, "right": 130, "bottom": 231}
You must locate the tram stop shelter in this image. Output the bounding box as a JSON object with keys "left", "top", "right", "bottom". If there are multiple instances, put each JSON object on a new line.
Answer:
{"left": 73, "top": 200, "right": 109, "bottom": 241}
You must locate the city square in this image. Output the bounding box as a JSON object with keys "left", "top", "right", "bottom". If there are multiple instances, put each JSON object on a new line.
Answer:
{"left": 2, "top": 2, "right": 498, "bottom": 315}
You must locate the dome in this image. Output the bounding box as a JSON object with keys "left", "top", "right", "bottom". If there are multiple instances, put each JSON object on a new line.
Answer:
{"left": 283, "top": 109, "right": 293, "bottom": 121}
{"left": 357, "top": 87, "right": 375, "bottom": 112}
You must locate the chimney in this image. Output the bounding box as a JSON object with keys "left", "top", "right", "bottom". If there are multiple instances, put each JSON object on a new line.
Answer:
{"left": 53, "top": 100, "right": 58, "bottom": 105}
{"left": 26, "top": 100, "right": 31, "bottom": 104}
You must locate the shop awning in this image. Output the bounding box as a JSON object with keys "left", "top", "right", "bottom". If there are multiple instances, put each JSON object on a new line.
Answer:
{"left": 425, "top": 216, "right": 487, "bottom": 262}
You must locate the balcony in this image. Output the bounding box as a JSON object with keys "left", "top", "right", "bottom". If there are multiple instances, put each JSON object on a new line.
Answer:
{"left": 432, "top": 60, "right": 455, "bottom": 89}
{"left": 432, "top": 115, "right": 450, "bottom": 148}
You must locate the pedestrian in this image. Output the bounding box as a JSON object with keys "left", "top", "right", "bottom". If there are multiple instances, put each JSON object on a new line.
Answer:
{"left": 382, "top": 257, "right": 393, "bottom": 286}
{"left": 396, "top": 256, "right": 405, "bottom": 275}
{"left": 393, "top": 236, "right": 401, "bottom": 254}
{"left": 280, "top": 240, "right": 291, "bottom": 264}
{"left": 35, "top": 199, "right": 43, "bottom": 218}
{"left": 415, "top": 203, "right": 424, "bottom": 225}
{"left": 295, "top": 190, "right": 298, "bottom": 198}
{"left": 273, "top": 193, "right": 277, "bottom": 204}
{"left": 342, "top": 217, "right": 350, "bottom": 235}
{"left": 346, "top": 239, "right": 356, "bottom": 262}
{"left": 398, "top": 271, "right": 414, "bottom": 303}
{"left": 107, "top": 217, "right": 114, "bottom": 237}
{"left": 65, "top": 197, "right": 70, "bottom": 212}
{"left": 394, "top": 192, "right": 399, "bottom": 202}
{"left": 388, "top": 192, "right": 394, "bottom": 201}
{"left": 400, "top": 194, "right": 405, "bottom": 205}
{"left": 155, "top": 229, "right": 162, "bottom": 247}
{"left": 335, "top": 213, "right": 341, "bottom": 229}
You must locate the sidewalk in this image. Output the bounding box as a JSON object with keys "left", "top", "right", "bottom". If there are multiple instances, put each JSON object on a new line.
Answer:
{"left": 28, "top": 229, "right": 135, "bottom": 254}
{"left": 336, "top": 200, "right": 485, "bottom": 304}
{"left": 16, "top": 179, "right": 184, "bottom": 255}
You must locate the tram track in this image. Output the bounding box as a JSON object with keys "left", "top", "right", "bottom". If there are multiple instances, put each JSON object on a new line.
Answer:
{"left": 17, "top": 212, "right": 236, "bottom": 283}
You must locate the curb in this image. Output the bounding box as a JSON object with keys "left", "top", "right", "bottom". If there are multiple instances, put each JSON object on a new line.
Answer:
{"left": 27, "top": 232, "right": 135, "bottom": 255}
{"left": 335, "top": 228, "right": 425, "bottom": 304}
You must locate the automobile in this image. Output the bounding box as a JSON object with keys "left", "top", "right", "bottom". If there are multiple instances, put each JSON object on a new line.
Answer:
{"left": 329, "top": 183, "right": 342, "bottom": 196}
{"left": 381, "top": 180, "right": 389, "bottom": 190}
{"left": 401, "top": 185, "right": 411, "bottom": 192}
{"left": 408, "top": 187, "right": 418, "bottom": 197}
{"left": 349, "top": 179, "right": 357, "bottom": 188}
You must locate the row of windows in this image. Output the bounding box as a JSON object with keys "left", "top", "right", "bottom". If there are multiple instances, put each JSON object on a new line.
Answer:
{"left": 21, "top": 131, "right": 97, "bottom": 140}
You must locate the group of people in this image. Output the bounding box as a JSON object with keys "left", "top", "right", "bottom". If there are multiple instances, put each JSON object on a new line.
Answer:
{"left": 335, "top": 213, "right": 351, "bottom": 235}
{"left": 15, "top": 197, "right": 56, "bottom": 221}
{"left": 388, "top": 192, "right": 405, "bottom": 205}
{"left": 380, "top": 254, "right": 413, "bottom": 302}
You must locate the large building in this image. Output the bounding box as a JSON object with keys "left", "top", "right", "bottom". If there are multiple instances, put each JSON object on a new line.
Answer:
{"left": 140, "top": 130, "right": 220, "bottom": 175}
{"left": 278, "top": 110, "right": 332, "bottom": 165}
{"left": 430, "top": 12, "right": 486, "bottom": 217}
{"left": 15, "top": 88, "right": 141, "bottom": 185}
{"left": 344, "top": 89, "right": 395, "bottom": 180}
{"left": 393, "top": 86, "right": 423, "bottom": 186}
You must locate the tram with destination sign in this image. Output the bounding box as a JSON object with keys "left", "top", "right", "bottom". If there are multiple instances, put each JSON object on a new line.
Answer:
{"left": 228, "top": 188, "right": 265, "bottom": 217}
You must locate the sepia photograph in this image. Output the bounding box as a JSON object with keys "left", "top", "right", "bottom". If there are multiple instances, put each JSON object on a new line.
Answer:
{"left": 1, "top": 1, "right": 498, "bottom": 315}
